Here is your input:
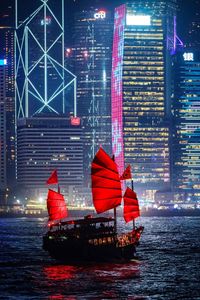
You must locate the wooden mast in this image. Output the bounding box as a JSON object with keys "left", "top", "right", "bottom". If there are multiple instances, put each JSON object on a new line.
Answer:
{"left": 131, "top": 178, "right": 135, "bottom": 230}
{"left": 114, "top": 207, "right": 117, "bottom": 232}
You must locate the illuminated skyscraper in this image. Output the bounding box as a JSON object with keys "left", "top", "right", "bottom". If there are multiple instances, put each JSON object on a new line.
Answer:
{"left": 17, "top": 116, "right": 83, "bottom": 199}
{"left": 0, "top": 1, "right": 15, "bottom": 187}
{"left": 186, "top": 0, "right": 200, "bottom": 48}
{"left": 70, "top": 8, "right": 113, "bottom": 185}
{"left": 15, "top": 0, "right": 77, "bottom": 118}
{"left": 172, "top": 50, "right": 200, "bottom": 203}
{"left": 0, "top": 60, "right": 7, "bottom": 204}
{"left": 112, "top": 1, "right": 181, "bottom": 202}
{"left": 15, "top": 0, "right": 79, "bottom": 197}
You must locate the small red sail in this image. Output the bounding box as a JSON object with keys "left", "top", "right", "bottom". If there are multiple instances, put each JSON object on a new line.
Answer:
{"left": 123, "top": 187, "right": 140, "bottom": 223}
{"left": 47, "top": 189, "right": 68, "bottom": 221}
{"left": 46, "top": 170, "right": 58, "bottom": 185}
{"left": 91, "top": 147, "right": 122, "bottom": 214}
{"left": 120, "top": 164, "right": 132, "bottom": 180}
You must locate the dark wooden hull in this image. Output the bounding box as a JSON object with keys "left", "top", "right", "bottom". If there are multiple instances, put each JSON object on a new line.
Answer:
{"left": 43, "top": 227, "right": 143, "bottom": 262}
{"left": 43, "top": 237, "right": 138, "bottom": 261}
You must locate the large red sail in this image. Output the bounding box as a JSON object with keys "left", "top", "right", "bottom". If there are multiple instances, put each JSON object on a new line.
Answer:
{"left": 91, "top": 148, "right": 122, "bottom": 214}
{"left": 123, "top": 187, "right": 140, "bottom": 223}
{"left": 47, "top": 189, "right": 68, "bottom": 221}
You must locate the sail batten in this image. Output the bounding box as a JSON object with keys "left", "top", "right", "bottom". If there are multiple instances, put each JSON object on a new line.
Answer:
{"left": 91, "top": 148, "right": 122, "bottom": 214}
{"left": 47, "top": 189, "right": 68, "bottom": 221}
{"left": 123, "top": 187, "right": 140, "bottom": 223}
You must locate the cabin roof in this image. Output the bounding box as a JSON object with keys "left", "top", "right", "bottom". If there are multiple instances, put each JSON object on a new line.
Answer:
{"left": 51, "top": 216, "right": 115, "bottom": 227}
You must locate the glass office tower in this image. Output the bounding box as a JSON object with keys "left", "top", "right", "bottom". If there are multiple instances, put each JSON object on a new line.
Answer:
{"left": 15, "top": 0, "right": 79, "bottom": 199}
{"left": 0, "top": 1, "right": 15, "bottom": 187}
{"left": 173, "top": 50, "right": 200, "bottom": 204}
{"left": 17, "top": 116, "right": 83, "bottom": 199}
{"left": 0, "top": 60, "right": 7, "bottom": 204}
{"left": 71, "top": 8, "right": 113, "bottom": 186}
{"left": 112, "top": 1, "right": 177, "bottom": 202}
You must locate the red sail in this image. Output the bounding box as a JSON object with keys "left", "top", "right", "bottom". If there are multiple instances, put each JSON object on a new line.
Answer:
{"left": 46, "top": 170, "right": 58, "bottom": 185}
{"left": 123, "top": 187, "right": 140, "bottom": 223}
{"left": 91, "top": 148, "right": 122, "bottom": 214}
{"left": 120, "top": 164, "right": 132, "bottom": 180}
{"left": 47, "top": 189, "right": 68, "bottom": 221}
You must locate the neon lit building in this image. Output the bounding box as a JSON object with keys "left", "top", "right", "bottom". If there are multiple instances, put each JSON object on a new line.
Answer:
{"left": 112, "top": 1, "right": 179, "bottom": 202}
{"left": 172, "top": 51, "right": 200, "bottom": 203}
{"left": 70, "top": 8, "right": 113, "bottom": 185}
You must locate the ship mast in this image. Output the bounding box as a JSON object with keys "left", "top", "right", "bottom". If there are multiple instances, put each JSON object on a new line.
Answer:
{"left": 114, "top": 207, "right": 117, "bottom": 232}
{"left": 131, "top": 178, "right": 135, "bottom": 229}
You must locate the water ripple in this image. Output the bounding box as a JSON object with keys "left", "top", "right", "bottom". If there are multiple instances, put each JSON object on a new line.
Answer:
{"left": 0, "top": 217, "right": 200, "bottom": 299}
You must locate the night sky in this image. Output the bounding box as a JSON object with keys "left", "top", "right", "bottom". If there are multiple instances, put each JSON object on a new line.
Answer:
{"left": 0, "top": 0, "right": 199, "bottom": 45}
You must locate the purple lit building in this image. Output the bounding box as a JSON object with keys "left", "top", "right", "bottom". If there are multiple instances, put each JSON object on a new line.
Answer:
{"left": 111, "top": 1, "right": 179, "bottom": 203}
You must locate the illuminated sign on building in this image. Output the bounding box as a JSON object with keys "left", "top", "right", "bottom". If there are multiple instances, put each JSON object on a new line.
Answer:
{"left": 0, "top": 59, "right": 7, "bottom": 66}
{"left": 111, "top": 5, "right": 126, "bottom": 175}
{"left": 70, "top": 117, "right": 81, "bottom": 126}
{"left": 183, "top": 52, "right": 194, "bottom": 61}
{"left": 94, "top": 11, "right": 106, "bottom": 19}
{"left": 126, "top": 15, "right": 151, "bottom": 26}
{"left": 41, "top": 17, "right": 52, "bottom": 26}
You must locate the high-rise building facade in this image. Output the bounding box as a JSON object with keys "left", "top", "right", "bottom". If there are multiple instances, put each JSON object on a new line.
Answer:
{"left": 112, "top": 1, "right": 178, "bottom": 202}
{"left": 172, "top": 50, "right": 200, "bottom": 204}
{"left": 0, "top": 60, "right": 7, "bottom": 204}
{"left": 0, "top": 1, "right": 15, "bottom": 187}
{"left": 71, "top": 8, "right": 113, "bottom": 185}
{"left": 15, "top": 0, "right": 80, "bottom": 199}
{"left": 15, "top": 0, "right": 77, "bottom": 119}
{"left": 186, "top": 0, "right": 200, "bottom": 48}
{"left": 17, "top": 116, "right": 83, "bottom": 199}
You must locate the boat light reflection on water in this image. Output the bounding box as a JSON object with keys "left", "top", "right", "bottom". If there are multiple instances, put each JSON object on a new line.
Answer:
{"left": 43, "top": 265, "right": 77, "bottom": 280}
{"left": 43, "top": 261, "right": 141, "bottom": 282}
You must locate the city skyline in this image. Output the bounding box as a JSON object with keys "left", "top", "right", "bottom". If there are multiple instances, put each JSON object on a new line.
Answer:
{"left": 0, "top": 0, "right": 200, "bottom": 209}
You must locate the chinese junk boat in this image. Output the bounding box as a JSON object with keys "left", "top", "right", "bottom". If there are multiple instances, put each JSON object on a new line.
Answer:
{"left": 43, "top": 148, "right": 144, "bottom": 261}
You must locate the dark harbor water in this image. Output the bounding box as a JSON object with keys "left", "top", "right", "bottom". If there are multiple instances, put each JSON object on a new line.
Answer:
{"left": 0, "top": 217, "right": 200, "bottom": 299}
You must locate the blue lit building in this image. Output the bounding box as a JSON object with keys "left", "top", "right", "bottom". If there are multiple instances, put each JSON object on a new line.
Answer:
{"left": 15, "top": 1, "right": 82, "bottom": 201}
{"left": 17, "top": 116, "right": 83, "bottom": 200}
{"left": 172, "top": 50, "right": 200, "bottom": 204}
{"left": 0, "top": 59, "right": 7, "bottom": 204}
{"left": 15, "top": 0, "right": 76, "bottom": 118}
{"left": 70, "top": 8, "right": 113, "bottom": 186}
{"left": 0, "top": 1, "right": 16, "bottom": 189}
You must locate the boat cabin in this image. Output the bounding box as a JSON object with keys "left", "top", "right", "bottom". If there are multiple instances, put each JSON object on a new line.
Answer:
{"left": 48, "top": 216, "right": 115, "bottom": 238}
